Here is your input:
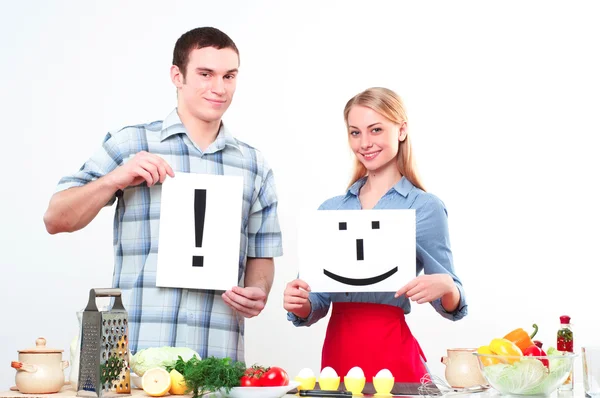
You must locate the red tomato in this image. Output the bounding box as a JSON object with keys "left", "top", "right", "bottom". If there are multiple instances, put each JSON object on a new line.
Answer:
{"left": 259, "top": 366, "right": 289, "bottom": 387}
{"left": 240, "top": 365, "right": 269, "bottom": 387}
{"left": 240, "top": 375, "right": 261, "bottom": 387}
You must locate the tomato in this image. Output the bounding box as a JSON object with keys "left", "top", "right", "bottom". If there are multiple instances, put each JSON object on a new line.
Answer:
{"left": 240, "top": 375, "right": 261, "bottom": 387}
{"left": 259, "top": 366, "right": 289, "bottom": 387}
{"left": 240, "top": 365, "right": 268, "bottom": 387}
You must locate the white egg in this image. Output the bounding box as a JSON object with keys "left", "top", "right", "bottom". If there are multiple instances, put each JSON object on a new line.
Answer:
{"left": 375, "top": 369, "right": 393, "bottom": 379}
{"left": 297, "top": 368, "right": 315, "bottom": 378}
{"left": 320, "top": 366, "right": 338, "bottom": 379}
{"left": 346, "top": 366, "right": 364, "bottom": 378}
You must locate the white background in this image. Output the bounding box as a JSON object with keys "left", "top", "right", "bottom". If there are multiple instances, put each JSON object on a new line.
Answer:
{"left": 1, "top": 0, "right": 599, "bottom": 390}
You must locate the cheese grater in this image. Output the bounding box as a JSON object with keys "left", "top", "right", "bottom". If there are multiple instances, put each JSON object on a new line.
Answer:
{"left": 77, "top": 288, "right": 131, "bottom": 397}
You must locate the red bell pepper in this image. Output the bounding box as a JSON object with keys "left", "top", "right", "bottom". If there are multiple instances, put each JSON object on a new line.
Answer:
{"left": 523, "top": 340, "right": 549, "bottom": 368}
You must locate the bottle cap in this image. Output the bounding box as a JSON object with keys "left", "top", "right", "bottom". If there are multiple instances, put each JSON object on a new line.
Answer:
{"left": 560, "top": 315, "right": 571, "bottom": 324}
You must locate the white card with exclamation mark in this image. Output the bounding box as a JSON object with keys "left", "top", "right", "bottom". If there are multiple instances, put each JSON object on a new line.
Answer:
{"left": 156, "top": 172, "right": 244, "bottom": 291}
{"left": 297, "top": 209, "right": 416, "bottom": 293}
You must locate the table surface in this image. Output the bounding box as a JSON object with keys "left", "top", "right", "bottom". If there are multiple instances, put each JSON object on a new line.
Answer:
{"left": 0, "top": 382, "right": 587, "bottom": 397}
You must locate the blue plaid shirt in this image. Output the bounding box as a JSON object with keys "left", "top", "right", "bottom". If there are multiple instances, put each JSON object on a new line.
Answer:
{"left": 57, "top": 108, "right": 283, "bottom": 361}
{"left": 287, "top": 176, "right": 467, "bottom": 327}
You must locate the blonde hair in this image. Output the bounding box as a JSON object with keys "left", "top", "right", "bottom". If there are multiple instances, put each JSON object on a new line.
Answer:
{"left": 344, "top": 87, "right": 425, "bottom": 191}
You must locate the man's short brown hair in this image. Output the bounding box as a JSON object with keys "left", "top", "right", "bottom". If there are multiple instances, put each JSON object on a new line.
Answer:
{"left": 173, "top": 27, "right": 239, "bottom": 77}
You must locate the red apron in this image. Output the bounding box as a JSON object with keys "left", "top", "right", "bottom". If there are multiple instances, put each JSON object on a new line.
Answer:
{"left": 321, "top": 302, "right": 428, "bottom": 383}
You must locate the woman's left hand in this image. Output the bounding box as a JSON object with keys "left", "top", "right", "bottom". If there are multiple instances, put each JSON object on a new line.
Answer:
{"left": 394, "top": 274, "right": 455, "bottom": 304}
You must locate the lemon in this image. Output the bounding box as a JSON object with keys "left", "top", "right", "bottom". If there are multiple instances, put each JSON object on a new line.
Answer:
{"left": 169, "top": 369, "right": 188, "bottom": 395}
{"left": 142, "top": 367, "right": 171, "bottom": 397}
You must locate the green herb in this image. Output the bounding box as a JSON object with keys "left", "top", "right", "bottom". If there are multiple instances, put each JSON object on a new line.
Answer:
{"left": 166, "top": 355, "right": 247, "bottom": 398}
{"left": 165, "top": 355, "right": 188, "bottom": 375}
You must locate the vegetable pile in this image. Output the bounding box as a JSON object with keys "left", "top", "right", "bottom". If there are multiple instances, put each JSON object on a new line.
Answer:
{"left": 130, "top": 346, "right": 201, "bottom": 376}
{"left": 167, "top": 356, "right": 247, "bottom": 397}
{"left": 130, "top": 346, "right": 289, "bottom": 398}
{"left": 476, "top": 324, "right": 574, "bottom": 395}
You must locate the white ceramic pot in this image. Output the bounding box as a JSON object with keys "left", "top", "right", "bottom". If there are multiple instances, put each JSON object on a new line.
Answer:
{"left": 441, "top": 348, "right": 487, "bottom": 388}
{"left": 11, "top": 337, "right": 69, "bottom": 394}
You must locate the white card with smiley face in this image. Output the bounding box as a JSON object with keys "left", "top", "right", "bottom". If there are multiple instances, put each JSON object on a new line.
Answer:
{"left": 297, "top": 209, "right": 416, "bottom": 292}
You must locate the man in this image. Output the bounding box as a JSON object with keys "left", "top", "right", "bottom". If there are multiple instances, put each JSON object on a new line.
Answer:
{"left": 43, "top": 27, "right": 283, "bottom": 362}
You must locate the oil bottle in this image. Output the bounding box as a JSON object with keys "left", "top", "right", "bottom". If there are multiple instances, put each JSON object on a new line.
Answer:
{"left": 557, "top": 315, "right": 574, "bottom": 391}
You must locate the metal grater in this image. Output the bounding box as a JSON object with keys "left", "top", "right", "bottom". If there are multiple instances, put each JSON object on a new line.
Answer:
{"left": 77, "top": 288, "right": 131, "bottom": 397}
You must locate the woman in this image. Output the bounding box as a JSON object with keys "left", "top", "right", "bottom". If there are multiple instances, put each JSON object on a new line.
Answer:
{"left": 284, "top": 87, "right": 467, "bottom": 383}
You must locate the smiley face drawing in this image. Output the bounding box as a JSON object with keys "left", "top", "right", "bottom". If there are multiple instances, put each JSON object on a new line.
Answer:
{"left": 323, "top": 220, "right": 399, "bottom": 286}
{"left": 298, "top": 209, "right": 416, "bottom": 293}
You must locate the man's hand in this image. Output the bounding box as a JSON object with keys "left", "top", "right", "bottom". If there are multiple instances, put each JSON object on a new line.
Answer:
{"left": 107, "top": 151, "right": 175, "bottom": 190}
{"left": 395, "top": 274, "right": 455, "bottom": 304}
{"left": 222, "top": 286, "right": 267, "bottom": 318}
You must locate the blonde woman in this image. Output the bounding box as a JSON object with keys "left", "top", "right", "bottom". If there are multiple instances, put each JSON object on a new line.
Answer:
{"left": 284, "top": 87, "right": 467, "bottom": 383}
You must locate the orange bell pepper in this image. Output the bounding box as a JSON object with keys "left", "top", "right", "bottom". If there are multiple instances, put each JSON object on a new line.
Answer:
{"left": 503, "top": 324, "right": 539, "bottom": 353}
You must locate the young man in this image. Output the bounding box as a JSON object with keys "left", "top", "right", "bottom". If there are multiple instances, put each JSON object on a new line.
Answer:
{"left": 43, "top": 27, "right": 283, "bottom": 362}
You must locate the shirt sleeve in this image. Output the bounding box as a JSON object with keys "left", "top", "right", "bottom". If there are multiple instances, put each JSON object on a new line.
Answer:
{"left": 415, "top": 194, "right": 468, "bottom": 321}
{"left": 287, "top": 292, "right": 332, "bottom": 327}
{"left": 246, "top": 158, "right": 283, "bottom": 258}
{"left": 286, "top": 197, "right": 340, "bottom": 327}
{"left": 55, "top": 132, "right": 125, "bottom": 206}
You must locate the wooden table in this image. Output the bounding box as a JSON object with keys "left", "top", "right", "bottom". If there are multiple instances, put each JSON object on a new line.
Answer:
{"left": 0, "top": 385, "right": 294, "bottom": 398}
{"left": 0, "top": 383, "right": 586, "bottom": 397}
{"left": 0, "top": 385, "right": 167, "bottom": 398}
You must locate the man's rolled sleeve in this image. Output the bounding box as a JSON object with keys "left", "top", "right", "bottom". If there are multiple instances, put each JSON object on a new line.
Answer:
{"left": 55, "top": 132, "right": 124, "bottom": 206}
{"left": 247, "top": 166, "right": 283, "bottom": 258}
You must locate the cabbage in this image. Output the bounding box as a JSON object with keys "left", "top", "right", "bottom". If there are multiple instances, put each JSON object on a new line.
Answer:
{"left": 130, "top": 346, "right": 201, "bottom": 376}
{"left": 521, "top": 357, "right": 572, "bottom": 395}
{"left": 546, "top": 347, "right": 563, "bottom": 356}
{"left": 484, "top": 356, "right": 572, "bottom": 395}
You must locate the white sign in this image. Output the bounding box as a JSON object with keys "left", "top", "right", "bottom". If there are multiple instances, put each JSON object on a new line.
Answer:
{"left": 298, "top": 209, "right": 416, "bottom": 292}
{"left": 156, "top": 172, "right": 243, "bottom": 291}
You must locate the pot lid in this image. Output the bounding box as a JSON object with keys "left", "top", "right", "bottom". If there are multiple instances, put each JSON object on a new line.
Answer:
{"left": 18, "top": 337, "right": 63, "bottom": 354}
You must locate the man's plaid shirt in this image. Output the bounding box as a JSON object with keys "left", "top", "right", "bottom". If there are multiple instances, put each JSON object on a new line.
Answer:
{"left": 56, "top": 108, "right": 283, "bottom": 361}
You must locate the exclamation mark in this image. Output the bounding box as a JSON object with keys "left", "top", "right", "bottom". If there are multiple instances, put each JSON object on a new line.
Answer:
{"left": 192, "top": 189, "right": 206, "bottom": 267}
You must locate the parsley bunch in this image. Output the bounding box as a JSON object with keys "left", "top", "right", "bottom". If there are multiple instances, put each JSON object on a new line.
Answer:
{"left": 167, "top": 355, "right": 247, "bottom": 398}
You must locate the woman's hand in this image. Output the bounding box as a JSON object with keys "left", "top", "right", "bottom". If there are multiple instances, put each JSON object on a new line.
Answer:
{"left": 283, "top": 279, "right": 312, "bottom": 319}
{"left": 395, "top": 274, "right": 456, "bottom": 304}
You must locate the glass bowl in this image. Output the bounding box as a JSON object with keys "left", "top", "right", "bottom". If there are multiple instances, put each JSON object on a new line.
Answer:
{"left": 473, "top": 352, "right": 576, "bottom": 396}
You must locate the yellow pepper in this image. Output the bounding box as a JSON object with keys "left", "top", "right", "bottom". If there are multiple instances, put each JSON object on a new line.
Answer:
{"left": 476, "top": 345, "right": 501, "bottom": 367}
{"left": 503, "top": 324, "right": 539, "bottom": 353}
{"left": 489, "top": 338, "right": 523, "bottom": 364}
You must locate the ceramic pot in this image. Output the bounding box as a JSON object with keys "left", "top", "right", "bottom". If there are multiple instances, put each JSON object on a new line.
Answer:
{"left": 11, "top": 337, "right": 69, "bottom": 394}
{"left": 441, "top": 348, "right": 487, "bottom": 388}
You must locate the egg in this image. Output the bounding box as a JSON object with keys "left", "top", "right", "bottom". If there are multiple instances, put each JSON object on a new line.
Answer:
{"left": 375, "top": 368, "right": 393, "bottom": 379}
{"left": 373, "top": 368, "right": 395, "bottom": 395}
{"left": 320, "top": 366, "right": 338, "bottom": 379}
{"left": 297, "top": 368, "right": 315, "bottom": 379}
{"left": 346, "top": 366, "right": 364, "bottom": 378}
{"left": 344, "top": 367, "right": 366, "bottom": 395}
{"left": 295, "top": 367, "right": 317, "bottom": 391}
